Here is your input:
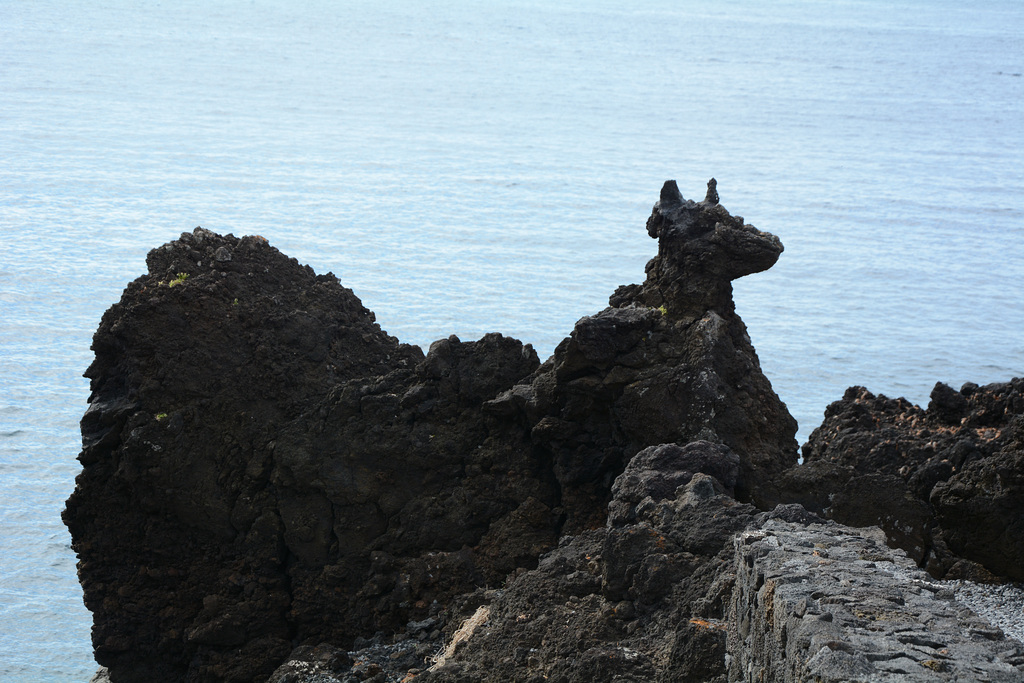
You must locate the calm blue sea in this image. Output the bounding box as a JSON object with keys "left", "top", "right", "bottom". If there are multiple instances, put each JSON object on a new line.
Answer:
{"left": 2, "top": 0, "right": 1022, "bottom": 678}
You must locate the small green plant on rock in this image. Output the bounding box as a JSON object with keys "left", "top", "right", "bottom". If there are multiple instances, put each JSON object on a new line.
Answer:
{"left": 155, "top": 412, "right": 168, "bottom": 421}
{"left": 168, "top": 272, "right": 189, "bottom": 288}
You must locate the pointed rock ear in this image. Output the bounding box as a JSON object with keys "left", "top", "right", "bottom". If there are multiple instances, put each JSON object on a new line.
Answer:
{"left": 704, "top": 178, "right": 719, "bottom": 205}
{"left": 649, "top": 180, "right": 685, "bottom": 238}
{"left": 660, "top": 180, "right": 683, "bottom": 207}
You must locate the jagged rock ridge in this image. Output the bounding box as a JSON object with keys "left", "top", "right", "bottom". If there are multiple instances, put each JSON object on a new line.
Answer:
{"left": 777, "top": 379, "right": 1024, "bottom": 582}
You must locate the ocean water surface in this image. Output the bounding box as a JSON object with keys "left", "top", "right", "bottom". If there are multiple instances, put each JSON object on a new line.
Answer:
{"left": 1, "top": 0, "right": 1022, "bottom": 678}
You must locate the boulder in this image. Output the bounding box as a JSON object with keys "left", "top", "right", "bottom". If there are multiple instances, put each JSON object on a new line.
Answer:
{"left": 607, "top": 441, "right": 740, "bottom": 527}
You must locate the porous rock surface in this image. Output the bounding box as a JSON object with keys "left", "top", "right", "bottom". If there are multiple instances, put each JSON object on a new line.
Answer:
{"left": 413, "top": 466, "right": 763, "bottom": 683}
{"left": 300, "top": 454, "right": 1024, "bottom": 682}
{"left": 778, "top": 380, "right": 1024, "bottom": 581}
{"left": 64, "top": 181, "right": 798, "bottom": 682}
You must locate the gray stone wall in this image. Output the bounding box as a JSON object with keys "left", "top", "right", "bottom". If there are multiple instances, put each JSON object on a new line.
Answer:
{"left": 728, "top": 520, "right": 1024, "bottom": 682}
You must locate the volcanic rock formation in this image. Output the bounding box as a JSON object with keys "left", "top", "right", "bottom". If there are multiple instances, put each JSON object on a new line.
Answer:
{"left": 67, "top": 180, "right": 1023, "bottom": 683}
{"left": 415, "top": 455, "right": 765, "bottom": 683}
{"left": 64, "top": 180, "right": 798, "bottom": 681}
{"left": 410, "top": 476, "right": 1024, "bottom": 683}
{"left": 779, "top": 379, "right": 1024, "bottom": 582}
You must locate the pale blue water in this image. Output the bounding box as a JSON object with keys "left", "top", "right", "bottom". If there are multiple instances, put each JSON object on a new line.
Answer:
{"left": 2, "top": 1, "right": 1022, "bottom": 679}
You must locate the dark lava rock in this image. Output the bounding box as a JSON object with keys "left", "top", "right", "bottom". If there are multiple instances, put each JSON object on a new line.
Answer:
{"left": 931, "top": 446, "right": 1024, "bottom": 581}
{"left": 415, "top": 467, "right": 762, "bottom": 683}
{"left": 789, "top": 380, "right": 1024, "bottom": 581}
{"left": 607, "top": 441, "right": 740, "bottom": 527}
{"left": 63, "top": 182, "right": 797, "bottom": 681}
{"left": 618, "top": 178, "right": 783, "bottom": 318}
{"left": 528, "top": 179, "right": 798, "bottom": 514}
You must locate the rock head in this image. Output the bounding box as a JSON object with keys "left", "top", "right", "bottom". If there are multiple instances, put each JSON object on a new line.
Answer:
{"left": 614, "top": 178, "right": 784, "bottom": 318}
